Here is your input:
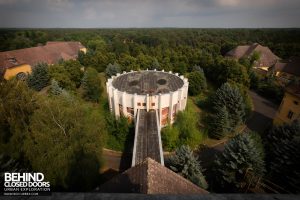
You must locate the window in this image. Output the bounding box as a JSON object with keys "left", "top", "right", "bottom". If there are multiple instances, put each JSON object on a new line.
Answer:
{"left": 151, "top": 103, "right": 155, "bottom": 106}
{"left": 8, "top": 57, "right": 17, "bottom": 64}
{"left": 287, "top": 110, "right": 294, "bottom": 119}
{"left": 142, "top": 103, "right": 146, "bottom": 106}
{"left": 294, "top": 101, "right": 299, "bottom": 105}
{"left": 137, "top": 103, "right": 141, "bottom": 106}
{"left": 127, "top": 107, "right": 134, "bottom": 116}
{"left": 16, "top": 72, "right": 27, "bottom": 80}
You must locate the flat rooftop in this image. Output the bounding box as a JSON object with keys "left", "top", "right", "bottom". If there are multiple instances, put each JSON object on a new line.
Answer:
{"left": 112, "top": 71, "right": 184, "bottom": 95}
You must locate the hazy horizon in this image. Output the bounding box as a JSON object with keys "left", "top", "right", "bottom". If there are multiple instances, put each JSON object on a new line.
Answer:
{"left": 0, "top": 0, "right": 300, "bottom": 28}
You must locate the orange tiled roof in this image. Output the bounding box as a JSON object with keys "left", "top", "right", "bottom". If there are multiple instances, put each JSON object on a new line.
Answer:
{"left": 274, "top": 57, "right": 300, "bottom": 77}
{"left": 226, "top": 43, "right": 280, "bottom": 68}
{"left": 0, "top": 41, "right": 85, "bottom": 71}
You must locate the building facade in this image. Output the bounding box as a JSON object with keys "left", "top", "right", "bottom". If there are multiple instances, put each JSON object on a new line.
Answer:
{"left": 273, "top": 85, "right": 300, "bottom": 124}
{"left": 106, "top": 70, "right": 189, "bottom": 127}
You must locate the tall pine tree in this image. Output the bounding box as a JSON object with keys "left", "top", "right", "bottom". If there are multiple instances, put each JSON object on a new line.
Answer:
{"left": 213, "top": 83, "right": 245, "bottom": 131}
{"left": 50, "top": 79, "right": 63, "bottom": 96}
{"left": 105, "top": 63, "right": 121, "bottom": 77}
{"left": 214, "top": 133, "right": 265, "bottom": 192}
{"left": 168, "top": 145, "right": 208, "bottom": 189}
{"left": 27, "top": 63, "right": 50, "bottom": 91}
{"left": 209, "top": 106, "right": 230, "bottom": 139}
{"left": 265, "top": 121, "right": 300, "bottom": 193}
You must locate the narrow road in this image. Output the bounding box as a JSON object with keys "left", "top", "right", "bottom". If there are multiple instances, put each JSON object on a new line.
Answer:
{"left": 246, "top": 91, "right": 278, "bottom": 133}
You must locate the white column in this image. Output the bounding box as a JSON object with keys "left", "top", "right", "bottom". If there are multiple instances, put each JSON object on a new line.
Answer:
{"left": 122, "top": 92, "right": 126, "bottom": 117}
{"left": 133, "top": 93, "right": 137, "bottom": 122}
{"left": 169, "top": 92, "right": 174, "bottom": 124}
{"left": 159, "top": 94, "right": 162, "bottom": 127}
{"left": 113, "top": 89, "right": 120, "bottom": 118}
{"left": 146, "top": 94, "right": 149, "bottom": 112}
{"left": 178, "top": 89, "right": 183, "bottom": 111}
{"left": 107, "top": 83, "right": 112, "bottom": 112}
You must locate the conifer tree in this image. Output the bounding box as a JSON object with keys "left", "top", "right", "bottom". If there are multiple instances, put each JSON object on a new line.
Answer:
{"left": 105, "top": 63, "right": 121, "bottom": 77}
{"left": 168, "top": 145, "right": 208, "bottom": 189}
{"left": 214, "top": 133, "right": 265, "bottom": 192}
{"left": 209, "top": 106, "right": 230, "bottom": 139}
{"left": 213, "top": 83, "right": 245, "bottom": 131}
{"left": 265, "top": 121, "right": 300, "bottom": 193}
{"left": 50, "top": 79, "right": 63, "bottom": 96}
{"left": 27, "top": 63, "right": 50, "bottom": 91}
{"left": 150, "top": 58, "right": 160, "bottom": 70}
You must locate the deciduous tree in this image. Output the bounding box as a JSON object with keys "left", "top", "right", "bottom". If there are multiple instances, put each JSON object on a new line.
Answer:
{"left": 188, "top": 70, "right": 207, "bottom": 96}
{"left": 24, "top": 96, "right": 105, "bottom": 190}
{"left": 82, "top": 67, "right": 103, "bottom": 102}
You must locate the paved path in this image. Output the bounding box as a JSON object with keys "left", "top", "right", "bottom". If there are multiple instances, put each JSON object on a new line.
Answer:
{"left": 246, "top": 91, "right": 278, "bottom": 133}
{"left": 133, "top": 109, "right": 162, "bottom": 166}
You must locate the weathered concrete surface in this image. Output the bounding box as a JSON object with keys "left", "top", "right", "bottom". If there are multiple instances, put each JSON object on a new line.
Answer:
{"left": 134, "top": 110, "right": 161, "bottom": 165}
{"left": 246, "top": 91, "right": 278, "bottom": 133}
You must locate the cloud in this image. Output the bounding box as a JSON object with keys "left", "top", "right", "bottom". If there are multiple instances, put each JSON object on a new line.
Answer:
{"left": 0, "top": 0, "right": 299, "bottom": 28}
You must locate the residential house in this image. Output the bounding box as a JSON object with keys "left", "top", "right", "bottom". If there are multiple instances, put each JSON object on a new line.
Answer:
{"left": 226, "top": 43, "right": 280, "bottom": 74}
{"left": 272, "top": 57, "right": 300, "bottom": 84}
{"left": 273, "top": 84, "right": 300, "bottom": 125}
{"left": 0, "top": 41, "right": 86, "bottom": 80}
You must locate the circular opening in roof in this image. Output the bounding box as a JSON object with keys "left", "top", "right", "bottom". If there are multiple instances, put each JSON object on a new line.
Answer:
{"left": 129, "top": 80, "right": 139, "bottom": 86}
{"left": 158, "top": 88, "right": 169, "bottom": 93}
{"left": 157, "top": 79, "right": 167, "bottom": 85}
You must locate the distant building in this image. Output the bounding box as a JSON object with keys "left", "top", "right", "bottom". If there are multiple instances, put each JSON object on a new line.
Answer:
{"left": 273, "top": 84, "right": 300, "bottom": 124}
{"left": 226, "top": 43, "right": 280, "bottom": 74}
{"left": 0, "top": 41, "right": 86, "bottom": 80}
{"left": 106, "top": 70, "right": 189, "bottom": 127}
{"left": 272, "top": 57, "right": 300, "bottom": 84}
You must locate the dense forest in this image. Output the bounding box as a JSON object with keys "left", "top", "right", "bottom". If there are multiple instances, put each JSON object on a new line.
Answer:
{"left": 1, "top": 28, "right": 300, "bottom": 58}
{"left": 0, "top": 29, "right": 300, "bottom": 193}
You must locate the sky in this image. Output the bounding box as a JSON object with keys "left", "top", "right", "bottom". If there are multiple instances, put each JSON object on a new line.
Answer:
{"left": 0, "top": 0, "right": 299, "bottom": 28}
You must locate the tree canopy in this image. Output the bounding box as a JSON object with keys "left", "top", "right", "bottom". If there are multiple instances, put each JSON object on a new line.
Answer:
{"left": 27, "top": 63, "right": 50, "bottom": 91}
{"left": 168, "top": 145, "right": 208, "bottom": 189}
{"left": 82, "top": 67, "right": 103, "bottom": 102}
{"left": 188, "top": 69, "right": 207, "bottom": 96}
{"left": 264, "top": 121, "right": 300, "bottom": 193}
{"left": 214, "top": 133, "right": 265, "bottom": 192}
{"left": 212, "top": 83, "right": 246, "bottom": 132}
{"left": 23, "top": 96, "right": 105, "bottom": 190}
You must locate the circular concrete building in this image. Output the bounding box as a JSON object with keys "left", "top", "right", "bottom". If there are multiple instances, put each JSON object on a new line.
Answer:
{"left": 106, "top": 69, "right": 189, "bottom": 126}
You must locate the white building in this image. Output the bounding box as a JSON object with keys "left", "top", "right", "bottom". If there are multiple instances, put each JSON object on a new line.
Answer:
{"left": 106, "top": 69, "right": 189, "bottom": 127}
